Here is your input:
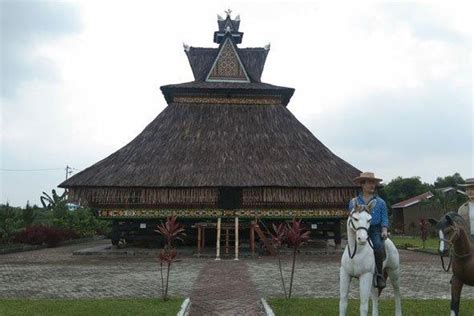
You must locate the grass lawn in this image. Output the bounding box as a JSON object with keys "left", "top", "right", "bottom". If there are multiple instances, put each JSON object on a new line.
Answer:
{"left": 390, "top": 236, "right": 439, "bottom": 250}
{"left": 0, "top": 298, "right": 183, "bottom": 316}
{"left": 268, "top": 298, "right": 474, "bottom": 315}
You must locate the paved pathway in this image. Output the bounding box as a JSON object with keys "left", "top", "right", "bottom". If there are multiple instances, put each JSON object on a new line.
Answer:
{"left": 0, "top": 240, "right": 205, "bottom": 299}
{"left": 1, "top": 239, "right": 473, "bottom": 304}
{"left": 247, "top": 250, "right": 474, "bottom": 300}
{"left": 188, "top": 260, "right": 264, "bottom": 315}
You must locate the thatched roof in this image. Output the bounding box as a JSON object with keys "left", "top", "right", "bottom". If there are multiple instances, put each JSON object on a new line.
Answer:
{"left": 60, "top": 101, "right": 360, "bottom": 189}
{"left": 59, "top": 13, "right": 361, "bottom": 197}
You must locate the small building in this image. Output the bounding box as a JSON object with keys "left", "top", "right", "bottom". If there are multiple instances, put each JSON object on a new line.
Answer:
{"left": 392, "top": 188, "right": 467, "bottom": 234}
{"left": 392, "top": 192, "right": 436, "bottom": 234}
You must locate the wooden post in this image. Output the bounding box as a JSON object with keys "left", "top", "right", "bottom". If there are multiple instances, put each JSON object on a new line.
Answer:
{"left": 234, "top": 217, "right": 239, "bottom": 260}
{"left": 202, "top": 227, "right": 206, "bottom": 249}
{"left": 334, "top": 219, "right": 342, "bottom": 250}
{"left": 225, "top": 228, "right": 229, "bottom": 254}
{"left": 197, "top": 226, "right": 201, "bottom": 256}
{"left": 216, "top": 218, "right": 221, "bottom": 260}
{"left": 250, "top": 220, "right": 255, "bottom": 256}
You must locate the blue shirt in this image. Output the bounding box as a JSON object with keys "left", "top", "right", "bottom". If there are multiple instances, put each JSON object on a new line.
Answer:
{"left": 347, "top": 194, "right": 389, "bottom": 228}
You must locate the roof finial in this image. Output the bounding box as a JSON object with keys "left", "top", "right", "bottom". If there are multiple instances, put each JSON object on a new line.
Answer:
{"left": 264, "top": 43, "right": 271, "bottom": 51}
{"left": 183, "top": 42, "right": 190, "bottom": 52}
{"left": 224, "top": 8, "right": 232, "bottom": 17}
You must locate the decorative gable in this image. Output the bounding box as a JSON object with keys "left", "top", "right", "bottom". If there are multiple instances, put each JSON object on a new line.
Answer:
{"left": 206, "top": 38, "right": 250, "bottom": 82}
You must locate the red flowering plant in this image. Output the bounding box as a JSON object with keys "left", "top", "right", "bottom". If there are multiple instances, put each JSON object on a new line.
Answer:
{"left": 268, "top": 222, "right": 288, "bottom": 298}
{"left": 286, "top": 219, "right": 310, "bottom": 298}
{"left": 420, "top": 217, "right": 428, "bottom": 249}
{"left": 155, "top": 216, "right": 186, "bottom": 301}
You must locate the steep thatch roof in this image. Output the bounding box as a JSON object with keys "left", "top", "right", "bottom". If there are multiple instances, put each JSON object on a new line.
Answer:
{"left": 59, "top": 101, "right": 360, "bottom": 189}
{"left": 60, "top": 13, "right": 362, "bottom": 198}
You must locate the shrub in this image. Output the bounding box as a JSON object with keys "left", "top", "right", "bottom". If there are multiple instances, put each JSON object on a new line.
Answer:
{"left": 13, "top": 225, "right": 79, "bottom": 247}
{"left": 0, "top": 203, "right": 23, "bottom": 244}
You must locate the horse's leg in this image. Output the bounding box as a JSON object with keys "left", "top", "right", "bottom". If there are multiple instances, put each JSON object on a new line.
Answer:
{"left": 388, "top": 267, "right": 402, "bottom": 316}
{"left": 359, "top": 272, "right": 372, "bottom": 316}
{"left": 339, "top": 268, "right": 351, "bottom": 316}
{"left": 450, "top": 276, "right": 463, "bottom": 316}
{"left": 371, "top": 283, "right": 379, "bottom": 316}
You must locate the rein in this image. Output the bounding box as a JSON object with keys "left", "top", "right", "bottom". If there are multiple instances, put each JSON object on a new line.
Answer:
{"left": 440, "top": 253, "right": 452, "bottom": 272}
{"left": 439, "top": 224, "right": 472, "bottom": 272}
{"left": 347, "top": 216, "right": 374, "bottom": 259}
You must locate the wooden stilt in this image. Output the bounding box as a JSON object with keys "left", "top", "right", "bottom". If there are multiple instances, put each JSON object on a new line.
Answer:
{"left": 197, "top": 226, "right": 201, "bottom": 256}
{"left": 225, "top": 228, "right": 229, "bottom": 254}
{"left": 334, "top": 219, "right": 342, "bottom": 250}
{"left": 234, "top": 217, "right": 239, "bottom": 260}
{"left": 250, "top": 220, "right": 255, "bottom": 256}
{"left": 202, "top": 228, "right": 205, "bottom": 249}
{"left": 216, "top": 217, "right": 221, "bottom": 260}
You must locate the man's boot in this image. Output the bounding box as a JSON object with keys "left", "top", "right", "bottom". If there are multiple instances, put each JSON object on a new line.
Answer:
{"left": 374, "top": 248, "right": 386, "bottom": 289}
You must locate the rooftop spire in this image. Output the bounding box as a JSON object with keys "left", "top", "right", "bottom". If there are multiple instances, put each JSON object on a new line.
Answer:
{"left": 214, "top": 9, "right": 243, "bottom": 44}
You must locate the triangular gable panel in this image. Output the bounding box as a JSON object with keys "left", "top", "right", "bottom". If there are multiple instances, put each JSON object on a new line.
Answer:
{"left": 206, "top": 38, "right": 250, "bottom": 82}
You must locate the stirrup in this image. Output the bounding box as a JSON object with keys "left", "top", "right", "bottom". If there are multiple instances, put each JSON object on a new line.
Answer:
{"left": 375, "top": 273, "right": 386, "bottom": 289}
{"left": 372, "top": 273, "right": 387, "bottom": 289}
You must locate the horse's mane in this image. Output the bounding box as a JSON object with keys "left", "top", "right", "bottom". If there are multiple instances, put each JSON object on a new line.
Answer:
{"left": 446, "top": 211, "right": 470, "bottom": 232}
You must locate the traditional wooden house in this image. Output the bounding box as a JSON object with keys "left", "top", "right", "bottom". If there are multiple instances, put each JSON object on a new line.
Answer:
{"left": 59, "top": 12, "right": 361, "bottom": 257}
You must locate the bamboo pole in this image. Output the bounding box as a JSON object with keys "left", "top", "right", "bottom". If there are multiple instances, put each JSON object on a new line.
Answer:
{"left": 234, "top": 217, "right": 239, "bottom": 260}
{"left": 216, "top": 217, "right": 221, "bottom": 260}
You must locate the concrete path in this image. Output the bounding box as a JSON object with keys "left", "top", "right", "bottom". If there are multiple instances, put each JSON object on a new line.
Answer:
{"left": 188, "top": 260, "right": 264, "bottom": 315}
{"left": 2, "top": 239, "right": 473, "bottom": 304}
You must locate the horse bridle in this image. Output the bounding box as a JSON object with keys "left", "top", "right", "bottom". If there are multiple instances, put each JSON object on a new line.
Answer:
{"left": 439, "top": 223, "right": 471, "bottom": 272}
{"left": 347, "top": 211, "right": 374, "bottom": 259}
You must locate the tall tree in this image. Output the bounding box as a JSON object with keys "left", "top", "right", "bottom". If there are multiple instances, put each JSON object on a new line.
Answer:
{"left": 433, "top": 173, "right": 465, "bottom": 189}
{"left": 383, "top": 176, "right": 431, "bottom": 207}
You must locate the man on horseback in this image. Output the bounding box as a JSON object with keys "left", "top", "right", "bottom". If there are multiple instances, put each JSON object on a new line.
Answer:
{"left": 348, "top": 172, "right": 389, "bottom": 289}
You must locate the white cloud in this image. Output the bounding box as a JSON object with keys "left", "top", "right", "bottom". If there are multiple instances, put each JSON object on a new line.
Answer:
{"left": 1, "top": 0, "right": 472, "bottom": 206}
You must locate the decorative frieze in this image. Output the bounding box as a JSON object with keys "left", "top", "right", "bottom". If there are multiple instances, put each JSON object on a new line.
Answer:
{"left": 98, "top": 208, "right": 348, "bottom": 219}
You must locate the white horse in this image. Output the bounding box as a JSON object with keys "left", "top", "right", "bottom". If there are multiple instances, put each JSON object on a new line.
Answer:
{"left": 339, "top": 199, "right": 402, "bottom": 316}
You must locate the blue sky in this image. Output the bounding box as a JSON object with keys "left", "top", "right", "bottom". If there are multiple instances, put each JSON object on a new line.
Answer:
{"left": 1, "top": 0, "right": 472, "bottom": 207}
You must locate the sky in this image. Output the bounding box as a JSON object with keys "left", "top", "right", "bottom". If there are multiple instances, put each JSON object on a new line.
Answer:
{"left": 1, "top": 0, "right": 472, "bottom": 207}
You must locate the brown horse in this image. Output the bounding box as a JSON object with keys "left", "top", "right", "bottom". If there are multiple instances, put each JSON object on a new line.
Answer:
{"left": 429, "top": 212, "right": 474, "bottom": 316}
